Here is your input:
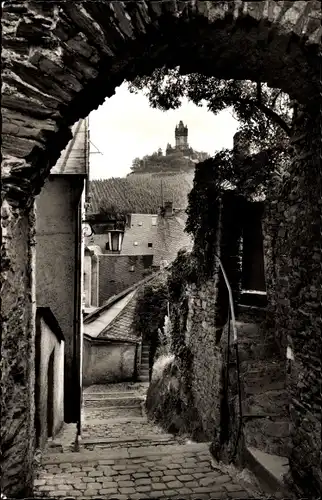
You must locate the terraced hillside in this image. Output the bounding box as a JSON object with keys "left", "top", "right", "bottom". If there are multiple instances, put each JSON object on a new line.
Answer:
{"left": 88, "top": 173, "right": 194, "bottom": 215}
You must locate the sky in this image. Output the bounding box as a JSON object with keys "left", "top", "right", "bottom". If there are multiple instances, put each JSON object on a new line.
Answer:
{"left": 88, "top": 82, "right": 240, "bottom": 180}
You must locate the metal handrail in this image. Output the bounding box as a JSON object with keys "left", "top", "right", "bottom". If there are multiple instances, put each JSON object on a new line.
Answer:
{"left": 215, "top": 254, "right": 243, "bottom": 462}
{"left": 216, "top": 256, "right": 238, "bottom": 343}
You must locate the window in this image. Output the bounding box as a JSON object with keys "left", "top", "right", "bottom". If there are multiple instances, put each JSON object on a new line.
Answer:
{"left": 129, "top": 265, "right": 135, "bottom": 272}
{"left": 148, "top": 243, "right": 153, "bottom": 248}
{"left": 152, "top": 217, "right": 157, "bottom": 226}
{"left": 133, "top": 242, "right": 138, "bottom": 246}
{"left": 138, "top": 222, "right": 143, "bottom": 226}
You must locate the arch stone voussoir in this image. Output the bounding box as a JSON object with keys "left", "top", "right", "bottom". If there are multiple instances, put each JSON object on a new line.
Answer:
{"left": 1, "top": 0, "right": 320, "bottom": 204}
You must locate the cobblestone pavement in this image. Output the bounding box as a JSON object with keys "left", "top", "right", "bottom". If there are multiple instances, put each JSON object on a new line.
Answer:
{"left": 34, "top": 382, "right": 265, "bottom": 499}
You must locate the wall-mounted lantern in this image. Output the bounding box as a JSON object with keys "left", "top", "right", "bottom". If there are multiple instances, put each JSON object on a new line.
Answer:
{"left": 82, "top": 222, "right": 93, "bottom": 238}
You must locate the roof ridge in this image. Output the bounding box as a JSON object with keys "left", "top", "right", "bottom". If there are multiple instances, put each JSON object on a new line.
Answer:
{"left": 84, "top": 270, "right": 163, "bottom": 323}
{"left": 60, "top": 119, "right": 84, "bottom": 174}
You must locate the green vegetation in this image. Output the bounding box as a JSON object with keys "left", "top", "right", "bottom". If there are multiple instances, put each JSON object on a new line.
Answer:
{"left": 128, "top": 67, "right": 293, "bottom": 154}
{"left": 132, "top": 272, "right": 169, "bottom": 350}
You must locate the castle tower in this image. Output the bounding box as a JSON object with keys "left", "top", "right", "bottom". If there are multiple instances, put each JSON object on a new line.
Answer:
{"left": 175, "top": 120, "right": 188, "bottom": 150}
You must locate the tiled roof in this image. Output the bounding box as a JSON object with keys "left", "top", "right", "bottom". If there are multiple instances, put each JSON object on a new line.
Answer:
{"left": 83, "top": 291, "right": 136, "bottom": 339}
{"left": 50, "top": 118, "right": 88, "bottom": 175}
{"left": 121, "top": 214, "right": 158, "bottom": 256}
{"left": 98, "top": 290, "right": 139, "bottom": 342}
{"left": 153, "top": 210, "right": 193, "bottom": 267}
{"left": 83, "top": 270, "right": 163, "bottom": 341}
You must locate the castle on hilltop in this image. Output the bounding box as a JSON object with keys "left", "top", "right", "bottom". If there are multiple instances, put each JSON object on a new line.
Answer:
{"left": 130, "top": 121, "right": 209, "bottom": 174}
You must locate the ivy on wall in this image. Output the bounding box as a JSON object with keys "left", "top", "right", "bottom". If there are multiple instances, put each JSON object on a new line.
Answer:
{"left": 133, "top": 145, "right": 286, "bottom": 365}
{"left": 185, "top": 146, "right": 287, "bottom": 278}
{"left": 132, "top": 273, "right": 169, "bottom": 352}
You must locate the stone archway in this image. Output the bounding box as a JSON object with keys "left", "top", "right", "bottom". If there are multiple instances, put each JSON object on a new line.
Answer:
{"left": 2, "top": 1, "right": 320, "bottom": 203}
{"left": 1, "top": 1, "right": 321, "bottom": 497}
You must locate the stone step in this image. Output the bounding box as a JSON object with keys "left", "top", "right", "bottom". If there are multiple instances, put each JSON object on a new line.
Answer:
{"left": 81, "top": 415, "right": 147, "bottom": 426}
{"left": 243, "top": 389, "right": 289, "bottom": 418}
{"left": 243, "top": 380, "right": 286, "bottom": 395}
{"left": 229, "top": 339, "right": 280, "bottom": 363}
{"left": 244, "top": 446, "right": 290, "bottom": 499}
{"left": 241, "top": 366, "right": 286, "bottom": 395}
{"left": 237, "top": 304, "right": 267, "bottom": 323}
{"left": 239, "top": 292, "right": 267, "bottom": 308}
{"left": 241, "top": 361, "right": 286, "bottom": 381}
{"left": 83, "top": 383, "right": 148, "bottom": 393}
{"left": 83, "top": 406, "right": 144, "bottom": 419}
{"left": 81, "top": 439, "right": 180, "bottom": 451}
{"left": 40, "top": 441, "right": 211, "bottom": 464}
{"left": 84, "top": 391, "right": 139, "bottom": 398}
{"left": 83, "top": 397, "right": 144, "bottom": 408}
{"left": 244, "top": 419, "right": 291, "bottom": 457}
{"left": 80, "top": 433, "right": 175, "bottom": 446}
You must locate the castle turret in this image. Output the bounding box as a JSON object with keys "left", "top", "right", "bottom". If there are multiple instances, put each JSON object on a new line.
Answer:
{"left": 175, "top": 121, "right": 188, "bottom": 150}
{"left": 166, "top": 143, "right": 173, "bottom": 155}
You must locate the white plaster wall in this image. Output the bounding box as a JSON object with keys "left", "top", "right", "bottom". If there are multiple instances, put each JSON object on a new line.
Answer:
{"left": 39, "top": 318, "right": 64, "bottom": 448}
{"left": 83, "top": 338, "right": 136, "bottom": 386}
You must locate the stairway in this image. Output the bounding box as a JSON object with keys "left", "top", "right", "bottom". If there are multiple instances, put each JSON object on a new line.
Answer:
{"left": 80, "top": 383, "right": 182, "bottom": 452}
{"left": 139, "top": 341, "right": 150, "bottom": 382}
{"left": 223, "top": 304, "right": 291, "bottom": 497}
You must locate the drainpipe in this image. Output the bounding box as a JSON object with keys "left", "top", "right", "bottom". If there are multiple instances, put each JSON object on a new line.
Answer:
{"left": 73, "top": 189, "right": 82, "bottom": 446}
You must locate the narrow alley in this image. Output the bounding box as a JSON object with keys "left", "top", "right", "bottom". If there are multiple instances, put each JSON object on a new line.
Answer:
{"left": 34, "top": 383, "right": 263, "bottom": 499}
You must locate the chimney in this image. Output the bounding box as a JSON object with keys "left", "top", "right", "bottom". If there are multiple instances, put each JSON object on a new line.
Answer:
{"left": 164, "top": 201, "right": 173, "bottom": 217}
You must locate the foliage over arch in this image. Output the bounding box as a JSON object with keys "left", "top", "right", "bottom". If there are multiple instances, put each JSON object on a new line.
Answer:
{"left": 128, "top": 66, "right": 293, "bottom": 154}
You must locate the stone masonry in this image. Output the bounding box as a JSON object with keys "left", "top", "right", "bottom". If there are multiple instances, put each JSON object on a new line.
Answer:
{"left": 262, "top": 109, "right": 322, "bottom": 497}
{"left": 1, "top": 1, "right": 321, "bottom": 497}
{"left": 33, "top": 383, "right": 266, "bottom": 499}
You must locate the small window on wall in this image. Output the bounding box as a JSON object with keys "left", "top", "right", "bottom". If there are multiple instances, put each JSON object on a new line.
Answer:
{"left": 129, "top": 266, "right": 135, "bottom": 272}
{"left": 152, "top": 217, "right": 157, "bottom": 226}
{"left": 148, "top": 243, "right": 153, "bottom": 248}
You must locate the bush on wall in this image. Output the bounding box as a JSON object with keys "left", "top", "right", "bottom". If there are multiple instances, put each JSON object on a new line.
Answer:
{"left": 132, "top": 272, "right": 169, "bottom": 356}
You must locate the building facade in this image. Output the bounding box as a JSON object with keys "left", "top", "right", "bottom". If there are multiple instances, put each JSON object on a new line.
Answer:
{"left": 35, "top": 118, "right": 89, "bottom": 427}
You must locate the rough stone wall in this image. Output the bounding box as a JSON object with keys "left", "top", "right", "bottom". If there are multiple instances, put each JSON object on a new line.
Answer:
{"left": 0, "top": 202, "right": 36, "bottom": 498}
{"left": 98, "top": 254, "right": 153, "bottom": 305}
{"left": 1, "top": 1, "right": 320, "bottom": 203}
{"left": 185, "top": 280, "right": 223, "bottom": 440}
{"left": 263, "top": 110, "right": 322, "bottom": 497}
